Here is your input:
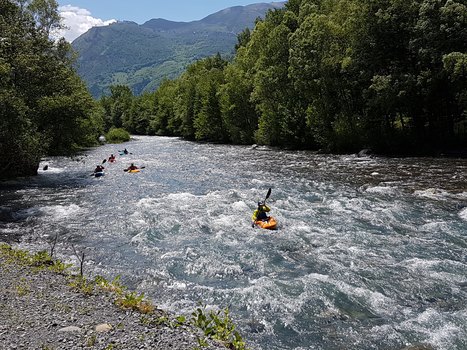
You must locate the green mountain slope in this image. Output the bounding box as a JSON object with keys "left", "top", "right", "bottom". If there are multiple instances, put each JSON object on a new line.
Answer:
{"left": 72, "top": 2, "right": 285, "bottom": 97}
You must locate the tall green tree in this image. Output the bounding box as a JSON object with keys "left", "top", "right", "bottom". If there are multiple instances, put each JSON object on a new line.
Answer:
{"left": 149, "top": 79, "right": 177, "bottom": 136}
{"left": 98, "top": 84, "right": 135, "bottom": 133}
{"left": 193, "top": 55, "right": 227, "bottom": 142}
{"left": 219, "top": 63, "right": 258, "bottom": 144}
{"left": 0, "top": 0, "right": 103, "bottom": 178}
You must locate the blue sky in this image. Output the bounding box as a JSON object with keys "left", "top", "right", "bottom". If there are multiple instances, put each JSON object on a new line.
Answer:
{"left": 56, "top": 0, "right": 274, "bottom": 41}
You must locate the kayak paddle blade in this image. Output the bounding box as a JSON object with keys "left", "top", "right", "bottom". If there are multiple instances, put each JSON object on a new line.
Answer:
{"left": 265, "top": 188, "right": 272, "bottom": 201}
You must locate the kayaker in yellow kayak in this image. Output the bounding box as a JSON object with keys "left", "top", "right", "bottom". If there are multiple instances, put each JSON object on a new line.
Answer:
{"left": 252, "top": 201, "right": 270, "bottom": 227}
{"left": 126, "top": 163, "right": 139, "bottom": 171}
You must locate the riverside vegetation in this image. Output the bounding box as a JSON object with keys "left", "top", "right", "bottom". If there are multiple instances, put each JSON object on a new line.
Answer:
{"left": 0, "top": 243, "right": 248, "bottom": 350}
{"left": 1, "top": 0, "right": 466, "bottom": 179}
{"left": 98, "top": 0, "right": 466, "bottom": 156}
{"left": 0, "top": 0, "right": 105, "bottom": 179}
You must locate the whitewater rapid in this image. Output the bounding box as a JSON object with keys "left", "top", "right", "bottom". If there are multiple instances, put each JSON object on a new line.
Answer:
{"left": 1, "top": 136, "right": 466, "bottom": 350}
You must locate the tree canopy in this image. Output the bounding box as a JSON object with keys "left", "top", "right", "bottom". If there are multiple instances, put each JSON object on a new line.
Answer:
{"left": 101, "top": 0, "right": 466, "bottom": 155}
{"left": 0, "top": 0, "right": 103, "bottom": 178}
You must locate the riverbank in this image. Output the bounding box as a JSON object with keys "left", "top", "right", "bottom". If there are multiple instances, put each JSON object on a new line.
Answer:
{"left": 0, "top": 244, "right": 239, "bottom": 350}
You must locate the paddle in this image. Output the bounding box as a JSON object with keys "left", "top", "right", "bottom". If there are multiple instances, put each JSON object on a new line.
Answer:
{"left": 264, "top": 187, "right": 272, "bottom": 204}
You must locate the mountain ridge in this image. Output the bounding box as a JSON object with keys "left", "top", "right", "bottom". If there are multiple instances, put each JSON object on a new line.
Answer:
{"left": 72, "top": 2, "right": 285, "bottom": 97}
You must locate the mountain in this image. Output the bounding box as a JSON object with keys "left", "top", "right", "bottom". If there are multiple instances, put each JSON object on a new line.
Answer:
{"left": 72, "top": 2, "right": 285, "bottom": 97}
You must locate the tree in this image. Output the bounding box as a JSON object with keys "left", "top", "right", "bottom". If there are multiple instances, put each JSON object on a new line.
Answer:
{"left": 149, "top": 79, "right": 177, "bottom": 136}
{"left": 98, "top": 85, "right": 135, "bottom": 133}
{"left": 0, "top": 0, "right": 102, "bottom": 178}
{"left": 193, "top": 55, "right": 227, "bottom": 142}
{"left": 219, "top": 63, "right": 258, "bottom": 144}
{"left": 27, "top": 0, "right": 63, "bottom": 35}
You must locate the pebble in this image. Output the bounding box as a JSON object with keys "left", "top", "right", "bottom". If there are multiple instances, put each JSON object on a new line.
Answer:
{"left": 95, "top": 323, "right": 112, "bottom": 332}
{"left": 0, "top": 254, "right": 230, "bottom": 350}
{"left": 58, "top": 326, "right": 82, "bottom": 332}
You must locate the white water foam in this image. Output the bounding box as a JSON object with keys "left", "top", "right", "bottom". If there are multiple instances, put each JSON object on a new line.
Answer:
{"left": 400, "top": 309, "right": 464, "bottom": 350}
{"left": 419, "top": 221, "right": 450, "bottom": 233}
{"left": 40, "top": 204, "right": 83, "bottom": 219}
{"left": 414, "top": 188, "right": 453, "bottom": 200}
{"left": 38, "top": 166, "right": 65, "bottom": 174}
{"left": 365, "top": 185, "right": 396, "bottom": 195}
{"left": 459, "top": 207, "right": 467, "bottom": 221}
{"left": 14, "top": 204, "right": 83, "bottom": 220}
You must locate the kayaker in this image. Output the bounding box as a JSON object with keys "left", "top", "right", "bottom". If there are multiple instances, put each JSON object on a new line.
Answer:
{"left": 126, "top": 163, "right": 138, "bottom": 171}
{"left": 252, "top": 201, "right": 270, "bottom": 227}
{"left": 108, "top": 154, "right": 116, "bottom": 162}
{"left": 94, "top": 165, "right": 104, "bottom": 173}
{"left": 123, "top": 148, "right": 129, "bottom": 155}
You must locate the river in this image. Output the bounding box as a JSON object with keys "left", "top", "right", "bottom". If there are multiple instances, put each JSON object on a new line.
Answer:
{"left": 1, "top": 136, "right": 466, "bottom": 350}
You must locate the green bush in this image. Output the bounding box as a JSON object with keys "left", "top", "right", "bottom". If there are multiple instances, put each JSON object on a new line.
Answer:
{"left": 105, "top": 128, "right": 130, "bottom": 143}
{"left": 191, "top": 305, "right": 248, "bottom": 350}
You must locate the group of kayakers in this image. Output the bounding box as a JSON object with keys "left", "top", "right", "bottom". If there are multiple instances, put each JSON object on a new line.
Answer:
{"left": 94, "top": 148, "right": 276, "bottom": 229}
{"left": 92, "top": 148, "right": 142, "bottom": 175}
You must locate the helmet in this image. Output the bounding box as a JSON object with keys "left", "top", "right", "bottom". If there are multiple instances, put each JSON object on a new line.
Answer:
{"left": 258, "top": 201, "right": 265, "bottom": 207}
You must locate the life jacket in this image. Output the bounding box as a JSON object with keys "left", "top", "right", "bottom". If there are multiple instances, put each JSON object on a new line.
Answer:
{"left": 252, "top": 205, "right": 270, "bottom": 221}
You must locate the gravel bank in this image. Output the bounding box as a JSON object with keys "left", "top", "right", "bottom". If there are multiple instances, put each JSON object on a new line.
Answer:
{"left": 0, "top": 245, "right": 234, "bottom": 350}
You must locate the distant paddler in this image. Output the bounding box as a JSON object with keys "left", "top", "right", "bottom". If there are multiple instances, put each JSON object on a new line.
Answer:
{"left": 124, "top": 163, "right": 144, "bottom": 172}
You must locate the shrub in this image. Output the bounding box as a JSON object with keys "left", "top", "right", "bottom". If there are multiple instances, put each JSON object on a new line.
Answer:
{"left": 105, "top": 128, "right": 130, "bottom": 143}
{"left": 191, "top": 305, "right": 248, "bottom": 350}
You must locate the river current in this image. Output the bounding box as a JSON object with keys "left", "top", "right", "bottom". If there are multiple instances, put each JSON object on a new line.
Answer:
{"left": 1, "top": 136, "right": 466, "bottom": 350}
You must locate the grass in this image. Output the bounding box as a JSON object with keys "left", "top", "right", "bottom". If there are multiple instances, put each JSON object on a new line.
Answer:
{"left": 115, "top": 291, "right": 155, "bottom": 314}
{"left": 15, "top": 278, "right": 31, "bottom": 296}
{"left": 0, "top": 244, "right": 71, "bottom": 273}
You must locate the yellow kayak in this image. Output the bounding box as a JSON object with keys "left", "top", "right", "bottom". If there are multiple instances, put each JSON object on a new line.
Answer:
{"left": 128, "top": 169, "right": 140, "bottom": 173}
{"left": 254, "top": 216, "right": 277, "bottom": 230}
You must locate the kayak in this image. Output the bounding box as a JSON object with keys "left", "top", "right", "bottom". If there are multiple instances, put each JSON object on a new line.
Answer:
{"left": 108, "top": 159, "right": 116, "bottom": 163}
{"left": 94, "top": 171, "right": 104, "bottom": 177}
{"left": 128, "top": 169, "right": 140, "bottom": 173}
{"left": 254, "top": 216, "right": 277, "bottom": 230}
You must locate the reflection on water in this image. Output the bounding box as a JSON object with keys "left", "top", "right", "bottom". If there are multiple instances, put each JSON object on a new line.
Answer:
{"left": 1, "top": 136, "right": 466, "bottom": 350}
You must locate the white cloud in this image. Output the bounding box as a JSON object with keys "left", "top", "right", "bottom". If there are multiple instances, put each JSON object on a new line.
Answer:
{"left": 56, "top": 5, "right": 116, "bottom": 42}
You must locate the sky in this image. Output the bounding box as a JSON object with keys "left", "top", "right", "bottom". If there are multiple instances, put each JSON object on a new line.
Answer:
{"left": 57, "top": 0, "right": 274, "bottom": 42}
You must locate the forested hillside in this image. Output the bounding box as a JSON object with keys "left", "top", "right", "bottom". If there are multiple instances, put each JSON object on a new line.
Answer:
{"left": 101, "top": 0, "right": 466, "bottom": 155}
{"left": 0, "top": 0, "right": 103, "bottom": 179}
{"left": 72, "top": 2, "right": 285, "bottom": 97}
